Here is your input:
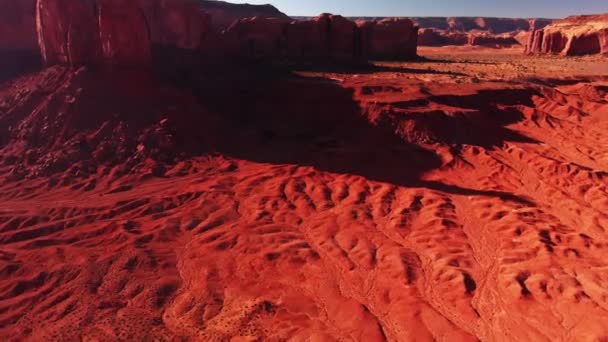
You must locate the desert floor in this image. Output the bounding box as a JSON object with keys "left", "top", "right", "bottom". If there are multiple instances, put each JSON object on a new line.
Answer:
{"left": 1, "top": 46, "right": 608, "bottom": 341}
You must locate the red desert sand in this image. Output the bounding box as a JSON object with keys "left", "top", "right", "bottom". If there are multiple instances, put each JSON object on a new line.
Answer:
{"left": 1, "top": 1, "right": 608, "bottom": 341}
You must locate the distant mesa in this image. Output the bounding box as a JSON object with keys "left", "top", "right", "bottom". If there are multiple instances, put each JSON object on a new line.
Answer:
{"left": 195, "top": 0, "right": 290, "bottom": 31}
{"left": 525, "top": 14, "right": 608, "bottom": 56}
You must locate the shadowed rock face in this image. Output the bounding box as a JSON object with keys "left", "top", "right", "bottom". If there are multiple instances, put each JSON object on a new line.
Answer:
{"left": 418, "top": 28, "right": 468, "bottom": 46}
{"left": 526, "top": 14, "right": 608, "bottom": 56}
{"left": 36, "top": 0, "right": 214, "bottom": 67}
{"left": 36, "top": 0, "right": 99, "bottom": 66}
{"left": 7, "top": 0, "right": 419, "bottom": 70}
{"left": 206, "top": 14, "right": 418, "bottom": 61}
{"left": 37, "top": 0, "right": 151, "bottom": 67}
{"left": 138, "top": 0, "right": 210, "bottom": 49}
{"left": 358, "top": 18, "right": 419, "bottom": 60}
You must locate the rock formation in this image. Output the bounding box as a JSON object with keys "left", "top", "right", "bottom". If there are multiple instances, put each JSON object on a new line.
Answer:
{"left": 358, "top": 18, "right": 418, "bottom": 60}
{"left": 36, "top": 0, "right": 99, "bottom": 66}
{"left": 418, "top": 28, "right": 468, "bottom": 46}
{"left": 36, "top": 0, "right": 151, "bottom": 67}
{"left": 138, "top": 0, "right": 210, "bottom": 50}
{"left": 526, "top": 14, "right": 608, "bottom": 56}
{"left": 98, "top": 0, "right": 151, "bottom": 67}
{"left": 35, "top": 0, "right": 215, "bottom": 68}
{"left": 208, "top": 14, "right": 419, "bottom": 61}
{"left": 14, "top": 0, "right": 419, "bottom": 71}
{"left": 220, "top": 16, "right": 291, "bottom": 58}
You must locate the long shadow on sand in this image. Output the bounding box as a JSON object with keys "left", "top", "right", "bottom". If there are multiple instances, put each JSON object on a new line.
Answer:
{"left": 174, "top": 62, "right": 537, "bottom": 205}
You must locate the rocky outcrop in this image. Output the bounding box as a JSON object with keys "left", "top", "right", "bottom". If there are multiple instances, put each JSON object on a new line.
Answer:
{"left": 98, "top": 0, "right": 151, "bottom": 67}
{"left": 526, "top": 14, "right": 608, "bottom": 56}
{"left": 285, "top": 17, "right": 330, "bottom": 58}
{"left": 30, "top": 0, "right": 419, "bottom": 70}
{"left": 417, "top": 28, "right": 468, "bottom": 46}
{"left": 36, "top": 0, "right": 215, "bottom": 68}
{"left": 219, "top": 16, "right": 291, "bottom": 58}
{"left": 209, "top": 14, "right": 418, "bottom": 61}
{"left": 138, "top": 0, "right": 210, "bottom": 50}
{"left": 36, "top": 0, "right": 99, "bottom": 66}
{"left": 358, "top": 18, "right": 418, "bottom": 60}
{"left": 36, "top": 0, "right": 149, "bottom": 67}
{"left": 468, "top": 33, "right": 518, "bottom": 47}
{"left": 197, "top": 0, "right": 290, "bottom": 31}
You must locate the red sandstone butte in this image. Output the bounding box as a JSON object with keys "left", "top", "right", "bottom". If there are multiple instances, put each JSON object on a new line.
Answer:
{"left": 214, "top": 14, "right": 419, "bottom": 61}
{"left": 221, "top": 16, "right": 291, "bottom": 58}
{"left": 36, "top": 0, "right": 100, "bottom": 66}
{"left": 526, "top": 14, "right": 608, "bottom": 56}
{"left": 98, "top": 0, "right": 151, "bottom": 67}
{"left": 358, "top": 18, "right": 418, "bottom": 60}
{"left": 36, "top": 0, "right": 214, "bottom": 68}
{"left": 285, "top": 18, "right": 330, "bottom": 58}
{"left": 138, "top": 0, "right": 210, "bottom": 49}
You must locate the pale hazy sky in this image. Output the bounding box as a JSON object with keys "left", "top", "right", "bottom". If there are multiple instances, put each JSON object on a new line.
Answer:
{"left": 228, "top": 0, "right": 608, "bottom": 18}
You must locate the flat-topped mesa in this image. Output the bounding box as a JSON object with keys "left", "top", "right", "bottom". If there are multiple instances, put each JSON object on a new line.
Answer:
{"left": 417, "top": 28, "right": 468, "bottom": 46}
{"left": 208, "top": 14, "right": 419, "bottom": 61}
{"left": 358, "top": 18, "right": 418, "bottom": 60}
{"left": 138, "top": 0, "right": 210, "bottom": 50}
{"left": 31, "top": 1, "right": 419, "bottom": 69}
{"left": 526, "top": 14, "right": 608, "bottom": 56}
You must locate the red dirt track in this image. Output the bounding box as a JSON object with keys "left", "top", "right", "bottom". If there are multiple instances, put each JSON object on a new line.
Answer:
{"left": 1, "top": 47, "right": 608, "bottom": 340}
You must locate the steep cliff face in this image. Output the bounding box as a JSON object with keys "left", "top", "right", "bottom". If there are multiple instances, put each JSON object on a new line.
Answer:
{"left": 417, "top": 28, "right": 468, "bottom": 47}
{"left": 10, "top": 0, "right": 419, "bottom": 71}
{"left": 138, "top": 0, "right": 210, "bottom": 50}
{"left": 526, "top": 14, "right": 608, "bottom": 56}
{"left": 208, "top": 14, "right": 418, "bottom": 61}
{"left": 358, "top": 18, "right": 418, "bottom": 59}
{"left": 98, "top": 0, "right": 151, "bottom": 67}
{"left": 36, "top": 0, "right": 99, "bottom": 66}
{"left": 36, "top": 0, "right": 214, "bottom": 68}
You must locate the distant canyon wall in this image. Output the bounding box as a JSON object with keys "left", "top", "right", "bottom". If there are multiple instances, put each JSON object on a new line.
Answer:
{"left": 525, "top": 14, "right": 608, "bottom": 56}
